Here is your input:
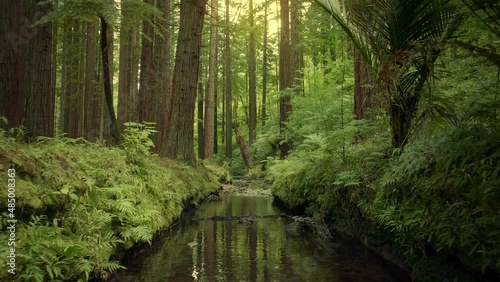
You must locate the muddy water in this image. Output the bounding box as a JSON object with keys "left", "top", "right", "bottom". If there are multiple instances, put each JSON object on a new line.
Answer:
{"left": 108, "top": 185, "right": 410, "bottom": 282}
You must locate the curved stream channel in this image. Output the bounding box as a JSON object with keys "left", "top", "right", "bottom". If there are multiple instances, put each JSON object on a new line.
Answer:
{"left": 108, "top": 181, "right": 410, "bottom": 282}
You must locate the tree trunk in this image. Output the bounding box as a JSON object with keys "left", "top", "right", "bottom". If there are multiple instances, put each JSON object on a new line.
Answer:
{"left": 354, "top": 48, "right": 372, "bottom": 119}
{"left": 100, "top": 17, "right": 120, "bottom": 144}
{"left": 60, "top": 21, "right": 81, "bottom": 138}
{"left": 198, "top": 80, "right": 205, "bottom": 159}
{"left": 138, "top": 0, "right": 156, "bottom": 125}
{"left": 24, "top": 0, "right": 55, "bottom": 139}
{"left": 224, "top": 0, "right": 233, "bottom": 160}
{"left": 236, "top": 131, "right": 254, "bottom": 168}
{"left": 84, "top": 22, "right": 100, "bottom": 141}
{"left": 118, "top": 4, "right": 134, "bottom": 132}
{"left": 279, "top": 0, "right": 292, "bottom": 159}
{"left": 203, "top": 0, "right": 217, "bottom": 159}
{"left": 261, "top": 1, "right": 268, "bottom": 127}
{"left": 163, "top": 0, "right": 207, "bottom": 165}
{"left": 0, "top": 0, "right": 28, "bottom": 129}
{"left": 248, "top": 0, "right": 257, "bottom": 145}
{"left": 156, "top": 0, "right": 171, "bottom": 155}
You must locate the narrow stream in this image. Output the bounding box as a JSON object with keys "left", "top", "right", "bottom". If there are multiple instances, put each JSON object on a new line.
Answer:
{"left": 108, "top": 184, "right": 410, "bottom": 282}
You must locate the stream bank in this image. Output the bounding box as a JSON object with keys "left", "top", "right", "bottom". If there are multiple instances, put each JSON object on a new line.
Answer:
{"left": 108, "top": 179, "right": 411, "bottom": 282}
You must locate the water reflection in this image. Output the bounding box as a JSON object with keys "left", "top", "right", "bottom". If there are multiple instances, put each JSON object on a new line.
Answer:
{"left": 109, "top": 195, "right": 410, "bottom": 282}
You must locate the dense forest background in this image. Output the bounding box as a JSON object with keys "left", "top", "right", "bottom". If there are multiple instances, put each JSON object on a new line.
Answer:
{"left": 1, "top": 0, "right": 500, "bottom": 281}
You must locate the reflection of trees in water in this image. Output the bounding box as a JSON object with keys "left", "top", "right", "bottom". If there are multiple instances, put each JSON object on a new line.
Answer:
{"left": 122, "top": 195, "right": 409, "bottom": 282}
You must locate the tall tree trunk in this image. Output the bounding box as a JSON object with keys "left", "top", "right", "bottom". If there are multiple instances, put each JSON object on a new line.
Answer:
{"left": 248, "top": 0, "right": 257, "bottom": 144}
{"left": 279, "top": 0, "right": 292, "bottom": 159}
{"left": 214, "top": 34, "right": 219, "bottom": 155}
{"left": 138, "top": 0, "right": 156, "bottom": 125}
{"left": 164, "top": 0, "right": 207, "bottom": 165}
{"left": 198, "top": 80, "right": 205, "bottom": 159}
{"left": 77, "top": 25, "right": 87, "bottom": 137}
{"left": 118, "top": 4, "right": 135, "bottom": 132}
{"left": 203, "top": 0, "right": 218, "bottom": 160}
{"left": 261, "top": 1, "right": 268, "bottom": 127}
{"left": 0, "top": 0, "right": 28, "bottom": 129}
{"left": 84, "top": 22, "right": 100, "bottom": 141}
{"left": 290, "top": 0, "right": 302, "bottom": 91}
{"left": 100, "top": 17, "right": 120, "bottom": 144}
{"left": 24, "top": 0, "right": 55, "bottom": 138}
{"left": 224, "top": 0, "right": 233, "bottom": 160}
{"left": 354, "top": 48, "right": 372, "bottom": 119}
{"left": 60, "top": 21, "right": 81, "bottom": 138}
{"left": 156, "top": 0, "right": 171, "bottom": 155}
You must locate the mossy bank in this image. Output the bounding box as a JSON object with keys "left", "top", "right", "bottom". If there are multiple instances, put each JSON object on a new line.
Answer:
{"left": 0, "top": 130, "right": 223, "bottom": 281}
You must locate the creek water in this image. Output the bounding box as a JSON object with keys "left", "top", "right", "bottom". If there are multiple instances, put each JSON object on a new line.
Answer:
{"left": 107, "top": 183, "right": 410, "bottom": 282}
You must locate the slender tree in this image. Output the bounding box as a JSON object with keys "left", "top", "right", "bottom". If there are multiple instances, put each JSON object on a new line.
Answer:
{"left": 278, "top": 0, "right": 293, "bottom": 158}
{"left": 100, "top": 16, "right": 120, "bottom": 143}
{"left": 203, "top": 0, "right": 218, "bottom": 159}
{"left": 248, "top": 0, "right": 257, "bottom": 144}
{"left": 261, "top": 0, "right": 268, "bottom": 127}
{"left": 198, "top": 80, "right": 205, "bottom": 159}
{"left": 163, "top": 0, "right": 207, "bottom": 165}
{"left": 224, "top": 0, "right": 233, "bottom": 159}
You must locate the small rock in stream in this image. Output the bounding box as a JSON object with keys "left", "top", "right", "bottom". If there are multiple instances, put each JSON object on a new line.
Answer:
{"left": 238, "top": 217, "right": 255, "bottom": 225}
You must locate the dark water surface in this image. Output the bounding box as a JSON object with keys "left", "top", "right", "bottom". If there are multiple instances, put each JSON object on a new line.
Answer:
{"left": 108, "top": 194, "right": 410, "bottom": 282}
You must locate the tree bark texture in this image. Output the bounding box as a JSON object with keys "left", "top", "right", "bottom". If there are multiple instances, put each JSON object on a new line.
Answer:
{"left": 0, "top": 0, "right": 28, "bottom": 129}
{"left": 203, "top": 0, "right": 218, "bottom": 159}
{"left": 164, "top": 0, "right": 207, "bottom": 165}
{"left": 24, "top": 0, "right": 55, "bottom": 138}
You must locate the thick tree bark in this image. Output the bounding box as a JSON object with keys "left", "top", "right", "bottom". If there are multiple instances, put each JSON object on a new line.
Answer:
{"left": 84, "top": 22, "right": 100, "bottom": 141}
{"left": 0, "top": 0, "right": 28, "bottom": 129}
{"left": 100, "top": 17, "right": 120, "bottom": 144}
{"left": 138, "top": 0, "right": 156, "bottom": 126}
{"left": 60, "top": 21, "right": 81, "bottom": 138}
{"left": 118, "top": 5, "right": 136, "bottom": 132}
{"left": 24, "top": 0, "right": 55, "bottom": 138}
{"left": 248, "top": 0, "right": 257, "bottom": 144}
{"left": 203, "top": 0, "right": 218, "bottom": 160}
{"left": 156, "top": 0, "right": 171, "bottom": 155}
{"left": 224, "top": 0, "right": 233, "bottom": 160}
{"left": 164, "top": 0, "right": 207, "bottom": 165}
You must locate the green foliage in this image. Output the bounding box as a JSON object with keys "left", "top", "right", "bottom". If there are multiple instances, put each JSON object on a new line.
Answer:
{"left": 122, "top": 121, "right": 157, "bottom": 164}
{"left": 0, "top": 130, "right": 221, "bottom": 281}
{"left": 372, "top": 126, "right": 500, "bottom": 272}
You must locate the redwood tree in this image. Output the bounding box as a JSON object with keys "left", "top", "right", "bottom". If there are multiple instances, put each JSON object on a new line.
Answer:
{"left": 24, "top": 0, "right": 55, "bottom": 138}
{"left": 0, "top": 0, "right": 28, "bottom": 129}
{"left": 163, "top": 0, "right": 207, "bottom": 165}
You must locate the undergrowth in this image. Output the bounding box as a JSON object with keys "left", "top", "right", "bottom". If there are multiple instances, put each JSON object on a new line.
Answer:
{"left": 0, "top": 124, "right": 221, "bottom": 281}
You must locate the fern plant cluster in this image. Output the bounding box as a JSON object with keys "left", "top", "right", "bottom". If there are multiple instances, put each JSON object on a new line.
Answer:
{"left": 0, "top": 125, "right": 221, "bottom": 281}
